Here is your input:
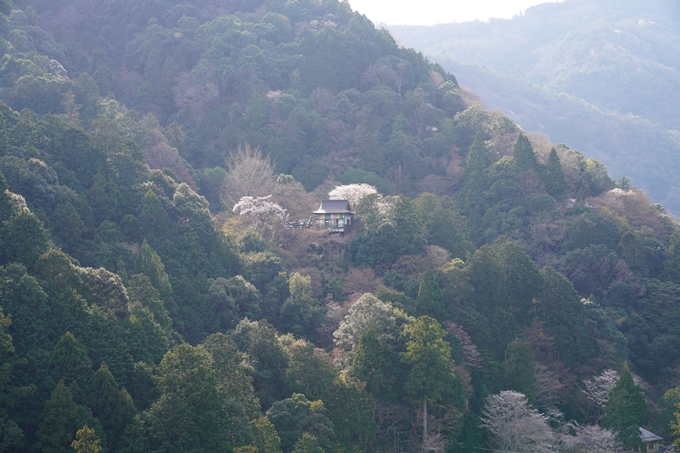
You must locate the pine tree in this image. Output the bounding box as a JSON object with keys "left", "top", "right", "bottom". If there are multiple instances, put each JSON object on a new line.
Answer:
{"left": 36, "top": 381, "right": 80, "bottom": 453}
{"left": 603, "top": 362, "right": 647, "bottom": 450}
{"left": 544, "top": 148, "right": 567, "bottom": 197}
{"left": 415, "top": 270, "right": 446, "bottom": 320}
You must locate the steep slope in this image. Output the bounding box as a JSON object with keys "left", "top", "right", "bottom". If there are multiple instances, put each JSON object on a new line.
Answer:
{"left": 389, "top": 0, "right": 680, "bottom": 212}
{"left": 1, "top": 0, "right": 680, "bottom": 451}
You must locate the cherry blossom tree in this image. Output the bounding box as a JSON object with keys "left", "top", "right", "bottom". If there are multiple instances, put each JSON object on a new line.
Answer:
{"left": 481, "top": 391, "right": 557, "bottom": 453}
{"left": 570, "top": 424, "right": 620, "bottom": 453}
{"left": 233, "top": 195, "right": 287, "bottom": 238}
{"left": 583, "top": 369, "right": 619, "bottom": 407}
{"left": 328, "top": 184, "right": 377, "bottom": 207}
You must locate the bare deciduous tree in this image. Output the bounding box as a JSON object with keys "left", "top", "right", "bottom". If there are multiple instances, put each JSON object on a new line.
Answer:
{"left": 444, "top": 322, "right": 482, "bottom": 369}
{"left": 222, "top": 145, "right": 276, "bottom": 208}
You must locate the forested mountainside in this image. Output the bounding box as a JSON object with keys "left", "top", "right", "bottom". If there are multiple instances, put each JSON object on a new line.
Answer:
{"left": 0, "top": 0, "right": 680, "bottom": 452}
{"left": 389, "top": 0, "right": 680, "bottom": 213}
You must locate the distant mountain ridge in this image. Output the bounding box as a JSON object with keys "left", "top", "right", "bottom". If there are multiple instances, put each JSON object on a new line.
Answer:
{"left": 389, "top": 0, "right": 680, "bottom": 213}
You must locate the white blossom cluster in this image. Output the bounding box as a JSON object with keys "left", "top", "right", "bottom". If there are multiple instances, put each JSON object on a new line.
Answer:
{"left": 233, "top": 195, "right": 288, "bottom": 224}
{"left": 328, "top": 184, "right": 377, "bottom": 207}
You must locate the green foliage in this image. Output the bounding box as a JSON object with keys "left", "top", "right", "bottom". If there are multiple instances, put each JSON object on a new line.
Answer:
{"left": 284, "top": 341, "right": 337, "bottom": 401}
{"left": 51, "top": 332, "right": 93, "bottom": 388}
{"left": 321, "top": 376, "right": 374, "bottom": 449}
{"left": 352, "top": 328, "right": 397, "bottom": 400}
{"left": 603, "top": 362, "right": 647, "bottom": 450}
{"left": 502, "top": 339, "right": 536, "bottom": 403}
{"left": 291, "top": 433, "right": 324, "bottom": 453}
{"left": 91, "top": 362, "right": 136, "bottom": 452}
{"left": 512, "top": 135, "right": 538, "bottom": 171}
{"left": 543, "top": 148, "right": 567, "bottom": 198}
{"left": 402, "top": 316, "right": 458, "bottom": 404}
{"left": 536, "top": 267, "right": 592, "bottom": 366}
{"left": 71, "top": 425, "right": 101, "bottom": 453}
{"left": 414, "top": 270, "right": 446, "bottom": 320}
{"left": 146, "top": 344, "right": 242, "bottom": 453}
{"left": 36, "top": 381, "right": 80, "bottom": 453}
{"left": 251, "top": 416, "right": 283, "bottom": 453}
{"left": 266, "top": 394, "right": 335, "bottom": 453}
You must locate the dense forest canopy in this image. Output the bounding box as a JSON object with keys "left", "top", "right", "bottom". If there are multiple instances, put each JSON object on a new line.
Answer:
{"left": 389, "top": 0, "right": 680, "bottom": 213}
{"left": 0, "top": 0, "right": 679, "bottom": 452}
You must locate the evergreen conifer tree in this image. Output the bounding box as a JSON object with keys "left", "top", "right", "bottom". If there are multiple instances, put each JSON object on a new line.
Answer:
{"left": 52, "top": 332, "right": 93, "bottom": 387}
{"left": 544, "top": 148, "right": 567, "bottom": 197}
{"left": 512, "top": 134, "right": 538, "bottom": 170}
{"left": 603, "top": 362, "right": 647, "bottom": 450}
{"left": 353, "top": 328, "right": 395, "bottom": 400}
{"left": 402, "top": 316, "right": 460, "bottom": 443}
{"left": 36, "top": 381, "right": 80, "bottom": 453}
{"left": 92, "top": 362, "right": 136, "bottom": 452}
{"left": 502, "top": 338, "right": 537, "bottom": 403}
{"left": 415, "top": 270, "right": 446, "bottom": 320}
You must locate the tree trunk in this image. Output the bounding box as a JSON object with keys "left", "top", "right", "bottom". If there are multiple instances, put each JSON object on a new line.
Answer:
{"left": 423, "top": 397, "right": 428, "bottom": 443}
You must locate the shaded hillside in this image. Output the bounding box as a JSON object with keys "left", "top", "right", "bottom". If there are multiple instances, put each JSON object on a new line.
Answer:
{"left": 389, "top": 0, "right": 680, "bottom": 213}
{"left": 0, "top": 0, "right": 680, "bottom": 452}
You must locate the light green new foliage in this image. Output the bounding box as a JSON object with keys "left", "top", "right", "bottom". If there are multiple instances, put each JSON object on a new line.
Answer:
{"left": 291, "top": 433, "right": 324, "bottom": 453}
{"left": 402, "top": 316, "right": 459, "bottom": 441}
{"left": 403, "top": 316, "right": 457, "bottom": 403}
{"left": 71, "top": 425, "right": 101, "bottom": 453}
{"left": 252, "top": 416, "right": 282, "bottom": 453}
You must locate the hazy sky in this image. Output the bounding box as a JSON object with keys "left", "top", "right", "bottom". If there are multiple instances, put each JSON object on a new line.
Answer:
{"left": 347, "top": 0, "right": 565, "bottom": 25}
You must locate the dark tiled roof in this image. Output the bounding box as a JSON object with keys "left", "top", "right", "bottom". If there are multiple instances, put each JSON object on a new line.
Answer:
{"left": 313, "top": 200, "right": 354, "bottom": 214}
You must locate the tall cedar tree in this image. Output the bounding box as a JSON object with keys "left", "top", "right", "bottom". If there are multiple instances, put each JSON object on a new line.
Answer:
{"left": 603, "top": 362, "right": 647, "bottom": 450}
{"left": 459, "top": 132, "right": 491, "bottom": 220}
{"left": 544, "top": 148, "right": 567, "bottom": 197}
{"left": 512, "top": 134, "right": 538, "bottom": 170}
{"left": 36, "top": 381, "right": 80, "bottom": 453}
{"left": 92, "top": 362, "right": 136, "bottom": 452}
{"left": 502, "top": 338, "right": 537, "bottom": 403}
{"left": 415, "top": 270, "right": 446, "bottom": 320}
{"left": 52, "top": 332, "right": 93, "bottom": 388}
{"left": 402, "top": 316, "right": 459, "bottom": 443}
{"left": 537, "top": 267, "right": 592, "bottom": 365}
{"left": 353, "top": 327, "right": 396, "bottom": 400}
